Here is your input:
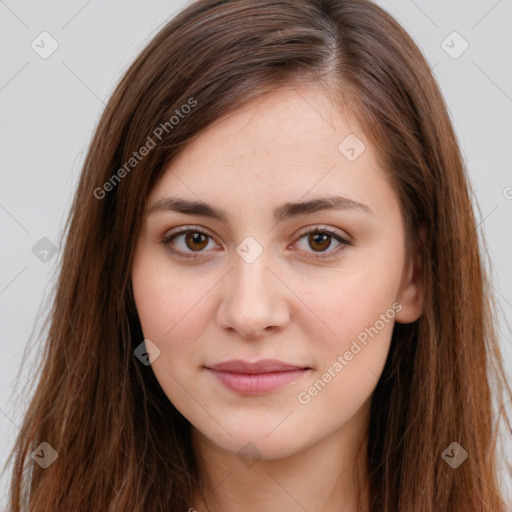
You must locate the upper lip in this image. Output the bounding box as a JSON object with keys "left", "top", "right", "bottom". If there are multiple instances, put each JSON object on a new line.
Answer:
{"left": 206, "top": 359, "right": 309, "bottom": 374}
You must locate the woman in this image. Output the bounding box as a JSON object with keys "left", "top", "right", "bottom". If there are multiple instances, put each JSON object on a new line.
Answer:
{"left": 4, "top": 0, "right": 511, "bottom": 510}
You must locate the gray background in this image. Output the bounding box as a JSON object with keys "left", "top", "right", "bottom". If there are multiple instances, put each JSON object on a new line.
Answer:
{"left": 1, "top": 0, "right": 511, "bottom": 507}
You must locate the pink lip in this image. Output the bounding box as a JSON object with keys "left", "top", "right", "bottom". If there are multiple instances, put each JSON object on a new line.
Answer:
{"left": 205, "top": 359, "right": 309, "bottom": 395}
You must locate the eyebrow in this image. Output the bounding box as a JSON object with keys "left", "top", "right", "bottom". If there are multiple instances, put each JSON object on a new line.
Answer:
{"left": 148, "top": 195, "right": 373, "bottom": 223}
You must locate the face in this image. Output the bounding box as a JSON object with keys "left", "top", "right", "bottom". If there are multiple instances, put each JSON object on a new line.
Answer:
{"left": 131, "top": 85, "right": 423, "bottom": 460}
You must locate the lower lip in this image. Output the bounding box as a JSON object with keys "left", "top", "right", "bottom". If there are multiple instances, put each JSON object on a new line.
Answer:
{"left": 207, "top": 368, "right": 308, "bottom": 395}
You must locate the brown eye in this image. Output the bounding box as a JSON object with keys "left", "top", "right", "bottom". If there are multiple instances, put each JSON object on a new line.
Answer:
{"left": 294, "top": 227, "right": 350, "bottom": 259}
{"left": 161, "top": 228, "right": 218, "bottom": 259}
{"left": 162, "top": 226, "right": 349, "bottom": 261}
{"left": 184, "top": 232, "right": 209, "bottom": 251}
{"left": 308, "top": 232, "right": 332, "bottom": 252}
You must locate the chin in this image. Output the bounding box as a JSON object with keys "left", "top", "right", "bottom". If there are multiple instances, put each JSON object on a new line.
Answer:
{"left": 197, "top": 422, "right": 310, "bottom": 462}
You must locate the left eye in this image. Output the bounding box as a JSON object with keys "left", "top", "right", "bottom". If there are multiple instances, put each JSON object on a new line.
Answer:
{"left": 294, "top": 229, "right": 346, "bottom": 254}
{"left": 161, "top": 226, "right": 350, "bottom": 259}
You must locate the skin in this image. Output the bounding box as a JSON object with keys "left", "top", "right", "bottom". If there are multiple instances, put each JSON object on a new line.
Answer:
{"left": 131, "top": 84, "right": 424, "bottom": 512}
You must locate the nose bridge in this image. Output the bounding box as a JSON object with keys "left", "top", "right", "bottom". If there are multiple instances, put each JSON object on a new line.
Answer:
{"left": 232, "top": 244, "right": 271, "bottom": 301}
{"left": 216, "top": 238, "right": 288, "bottom": 338}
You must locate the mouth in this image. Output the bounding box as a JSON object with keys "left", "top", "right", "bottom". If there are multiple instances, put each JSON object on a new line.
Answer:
{"left": 204, "top": 359, "right": 310, "bottom": 395}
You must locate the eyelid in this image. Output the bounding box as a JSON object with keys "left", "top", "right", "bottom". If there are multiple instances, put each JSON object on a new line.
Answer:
{"left": 164, "top": 224, "right": 218, "bottom": 240}
{"left": 293, "top": 224, "right": 351, "bottom": 242}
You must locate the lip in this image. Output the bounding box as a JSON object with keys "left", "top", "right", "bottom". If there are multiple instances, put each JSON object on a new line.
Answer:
{"left": 208, "top": 359, "right": 308, "bottom": 374}
{"left": 205, "top": 359, "right": 310, "bottom": 395}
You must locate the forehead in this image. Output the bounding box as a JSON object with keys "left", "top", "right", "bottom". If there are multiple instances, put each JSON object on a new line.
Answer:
{"left": 182, "top": 85, "right": 365, "bottom": 166}
{"left": 149, "top": 85, "right": 395, "bottom": 218}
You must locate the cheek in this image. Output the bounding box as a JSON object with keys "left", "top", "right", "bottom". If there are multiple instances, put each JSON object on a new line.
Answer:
{"left": 131, "top": 259, "right": 207, "bottom": 397}
{"left": 305, "top": 264, "right": 401, "bottom": 356}
{"left": 296, "top": 285, "right": 396, "bottom": 417}
{"left": 295, "top": 248, "right": 403, "bottom": 411}
{"left": 132, "top": 248, "right": 206, "bottom": 342}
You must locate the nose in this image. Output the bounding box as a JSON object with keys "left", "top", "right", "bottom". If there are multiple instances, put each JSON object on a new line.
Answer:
{"left": 216, "top": 248, "right": 290, "bottom": 340}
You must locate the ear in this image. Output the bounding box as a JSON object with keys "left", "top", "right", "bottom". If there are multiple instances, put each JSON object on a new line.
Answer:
{"left": 395, "top": 227, "right": 426, "bottom": 324}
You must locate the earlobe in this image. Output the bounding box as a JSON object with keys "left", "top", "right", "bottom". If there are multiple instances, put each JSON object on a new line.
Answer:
{"left": 395, "top": 228, "right": 426, "bottom": 324}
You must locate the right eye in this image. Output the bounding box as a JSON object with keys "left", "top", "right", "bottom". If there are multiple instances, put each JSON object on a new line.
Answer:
{"left": 161, "top": 227, "right": 220, "bottom": 259}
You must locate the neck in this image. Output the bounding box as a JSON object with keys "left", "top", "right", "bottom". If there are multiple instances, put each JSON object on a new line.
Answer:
{"left": 190, "top": 400, "right": 371, "bottom": 512}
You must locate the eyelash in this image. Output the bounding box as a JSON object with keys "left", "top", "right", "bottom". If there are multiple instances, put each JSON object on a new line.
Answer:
{"left": 160, "top": 225, "right": 351, "bottom": 261}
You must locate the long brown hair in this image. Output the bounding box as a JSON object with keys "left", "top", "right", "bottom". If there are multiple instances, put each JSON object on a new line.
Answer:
{"left": 4, "top": 0, "right": 511, "bottom": 510}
